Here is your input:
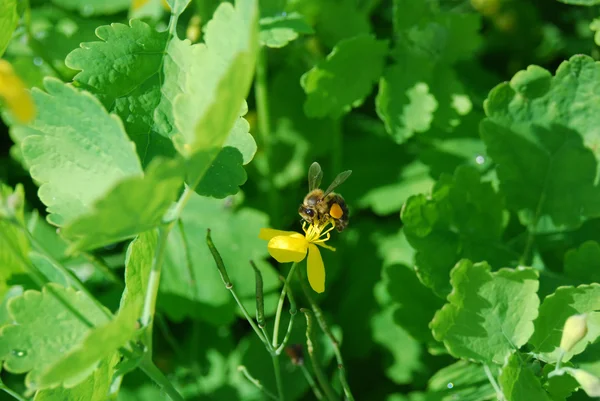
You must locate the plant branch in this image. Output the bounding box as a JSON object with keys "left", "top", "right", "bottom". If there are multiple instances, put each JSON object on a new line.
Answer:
{"left": 300, "top": 364, "right": 324, "bottom": 400}
{"left": 238, "top": 366, "right": 278, "bottom": 401}
{"left": 483, "top": 364, "right": 505, "bottom": 401}
{"left": 275, "top": 274, "right": 297, "bottom": 355}
{"left": 273, "top": 263, "right": 298, "bottom": 348}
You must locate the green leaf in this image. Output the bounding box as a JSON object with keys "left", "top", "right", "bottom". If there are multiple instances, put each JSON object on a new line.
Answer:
{"left": 371, "top": 305, "right": 425, "bottom": 384}
{"left": 301, "top": 34, "right": 388, "bottom": 118}
{"left": 564, "top": 241, "right": 600, "bottom": 283}
{"left": 33, "top": 356, "right": 117, "bottom": 401}
{"left": 65, "top": 19, "right": 175, "bottom": 166}
{"left": 259, "top": 12, "right": 314, "bottom": 48}
{"left": 311, "top": 0, "right": 371, "bottom": 48}
{"left": 60, "top": 158, "right": 183, "bottom": 252}
{"left": 174, "top": 0, "right": 259, "bottom": 155}
{"left": 481, "top": 55, "right": 600, "bottom": 228}
{"left": 0, "top": 184, "right": 28, "bottom": 299}
{"left": 50, "top": 0, "right": 130, "bottom": 16}
{"left": 427, "top": 360, "right": 495, "bottom": 400}
{"left": 14, "top": 78, "right": 142, "bottom": 227}
{"left": 119, "top": 230, "right": 158, "bottom": 317}
{"left": 0, "top": 0, "right": 17, "bottom": 57}
{"left": 159, "top": 194, "right": 279, "bottom": 325}
{"left": 431, "top": 260, "right": 540, "bottom": 364}
{"left": 401, "top": 165, "right": 515, "bottom": 297}
{"left": 542, "top": 364, "right": 580, "bottom": 401}
{"left": 499, "top": 353, "right": 553, "bottom": 401}
{"left": 31, "top": 305, "right": 137, "bottom": 389}
{"left": 529, "top": 284, "right": 600, "bottom": 363}
{"left": 0, "top": 284, "right": 109, "bottom": 388}
{"left": 558, "top": 0, "right": 600, "bottom": 5}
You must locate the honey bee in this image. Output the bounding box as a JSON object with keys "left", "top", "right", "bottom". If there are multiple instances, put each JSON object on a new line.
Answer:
{"left": 299, "top": 162, "right": 352, "bottom": 232}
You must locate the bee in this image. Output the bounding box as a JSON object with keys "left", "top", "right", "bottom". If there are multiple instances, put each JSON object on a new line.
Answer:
{"left": 299, "top": 162, "right": 352, "bottom": 232}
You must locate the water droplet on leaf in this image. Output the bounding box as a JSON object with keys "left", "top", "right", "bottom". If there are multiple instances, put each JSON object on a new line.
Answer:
{"left": 475, "top": 155, "right": 485, "bottom": 165}
{"left": 12, "top": 349, "right": 26, "bottom": 357}
{"left": 447, "top": 382, "right": 454, "bottom": 389}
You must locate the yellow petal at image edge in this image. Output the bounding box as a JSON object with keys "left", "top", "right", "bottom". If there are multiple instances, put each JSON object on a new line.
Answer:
{"left": 0, "top": 60, "right": 35, "bottom": 123}
{"left": 267, "top": 235, "right": 308, "bottom": 263}
{"left": 259, "top": 228, "right": 301, "bottom": 241}
{"left": 307, "top": 243, "right": 325, "bottom": 293}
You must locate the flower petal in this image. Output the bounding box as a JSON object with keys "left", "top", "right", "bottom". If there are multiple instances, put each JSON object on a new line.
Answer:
{"left": 259, "top": 228, "right": 300, "bottom": 241}
{"left": 0, "top": 60, "right": 35, "bottom": 123}
{"left": 307, "top": 244, "right": 325, "bottom": 293}
{"left": 267, "top": 235, "right": 308, "bottom": 263}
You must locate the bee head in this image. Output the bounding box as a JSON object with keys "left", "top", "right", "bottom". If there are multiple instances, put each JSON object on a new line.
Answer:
{"left": 299, "top": 205, "right": 316, "bottom": 222}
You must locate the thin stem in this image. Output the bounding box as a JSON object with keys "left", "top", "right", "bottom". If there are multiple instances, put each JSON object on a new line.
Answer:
{"left": 238, "top": 366, "right": 278, "bottom": 401}
{"left": 138, "top": 359, "right": 185, "bottom": 401}
{"left": 300, "top": 364, "right": 324, "bottom": 400}
{"left": 83, "top": 253, "right": 124, "bottom": 288}
{"left": 483, "top": 364, "right": 505, "bottom": 401}
{"left": 301, "top": 309, "right": 338, "bottom": 401}
{"left": 272, "top": 354, "right": 285, "bottom": 401}
{"left": 0, "top": 385, "right": 28, "bottom": 401}
{"left": 299, "top": 274, "right": 354, "bottom": 401}
{"left": 273, "top": 263, "right": 298, "bottom": 348}
{"left": 275, "top": 275, "right": 297, "bottom": 355}
{"left": 555, "top": 349, "right": 566, "bottom": 371}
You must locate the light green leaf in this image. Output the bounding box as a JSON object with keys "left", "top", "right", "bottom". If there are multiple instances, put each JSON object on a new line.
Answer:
{"left": 50, "top": 0, "right": 130, "bottom": 16}
{"left": 371, "top": 306, "right": 425, "bottom": 384}
{"left": 431, "top": 260, "right": 540, "bottom": 364}
{"left": 174, "top": 0, "right": 259, "bottom": 155}
{"left": 60, "top": 158, "right": 183, "bottom": 252}
{"left": 259, "top": 12, "right": 314, "bottom": 48}
{"left": 301, "top": 34, "right": 388, "bottom": 118}
{"left": 564, "top": 241, "right": 600, "bottom": 283}
{"left": 0, "top": 284, "right": 109, "bottom": 388}
{"left": 159, "top": 194, "right": 279, "bottom": 325}
{"left": 0, "top": 184, "right": 28, "bottom": 299}
{"left": 65, "top": 19, "right": 175, "bottom": 166}
{"left": 558, "top": 0, "right": 600, "bottom": 5}
{"left": 481, "top": 55, "right": 600, "bottom": 228}
{"left": 427, "top": 360, "right": 495, "bottom": 400}
{"left": 0, "top": 0, "right": 18, "bottom": 57}
{"left": 529, "top": 284, "right": 600, "bottom": 363}
{"left": 32, "top": 305, "right": 137, "bottom": 389}
{"left": 14, "top": 78, "right": 142, "bottom": 227}
{"left": 401, "top": 165, "right": 516, "bottom": 297}
{"left": 33, "top": 356, "right": 117, "bottom": 401}
{"left": 499, "top": 353, "right": 553, "bottom": 401}
{"left": 120, "top": 230, "right": 158, "bottom": 317}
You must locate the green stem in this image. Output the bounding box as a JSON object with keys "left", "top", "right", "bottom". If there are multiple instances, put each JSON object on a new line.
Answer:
{"left": 139, "top": 359, "right": 185, "bottom": 401}
{"left": 301, "top": 309, "right": 338, "bottom": 401}
{"left": 272, "top": 354, "right": 285, "bottom": 401}
{"left": 272, "top": 263, "right": 298, "bottom": 348}
{"left": 238, "top": 366, "right": 278, "bottom": 401}
{"left": 483, "top": 364, "right": 505, "bottom": 401}
{"left": 299, "top": 274, "right": 354, "bottom": 401}
{"left": 300, "top": 364, "right": 324, "bottom": 401}
{"left": 275, "top": 275, "right": 297, "bottom": 355}
{"left": 555, "top": 349, "right": 566, "bottom": 371}
{"left": 0, "top": 385, "right": 28, "bottom": 401}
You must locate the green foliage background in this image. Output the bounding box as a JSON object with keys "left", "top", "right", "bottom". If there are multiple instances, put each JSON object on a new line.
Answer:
{"left": 3, "top": 0, "right": 600, "bottom": 400}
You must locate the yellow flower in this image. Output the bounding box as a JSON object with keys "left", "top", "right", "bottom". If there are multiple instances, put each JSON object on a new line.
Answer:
{"left": 259, "top": 221, "right": 336, "bottom": 293}
{"left": 0, "top": 59, "right": 35, "bottom": 123}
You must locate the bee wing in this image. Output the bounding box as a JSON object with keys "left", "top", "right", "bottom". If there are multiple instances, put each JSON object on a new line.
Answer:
{"left": 323, "top": 170, "right": 352, "bottom": 196}
{"left": 308, "top": 162, "right": 323, "bottom": 191}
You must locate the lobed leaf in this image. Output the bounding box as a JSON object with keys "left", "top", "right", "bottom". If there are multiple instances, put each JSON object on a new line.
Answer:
{"left": 499, "top": 353, "right": 553, "bottom": 401}
{"left": 301, "top": 34, "right": 388, "bottom": 119}
{"left": 259, "top": 12, "right": 314, "bottom": 48}
{"left": 431, "top": 260, "right": 539, "bottom": 364}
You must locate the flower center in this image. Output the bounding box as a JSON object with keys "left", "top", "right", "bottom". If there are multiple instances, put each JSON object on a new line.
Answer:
{"left": 302, "top": 219, "right": 335, "bottom": 244}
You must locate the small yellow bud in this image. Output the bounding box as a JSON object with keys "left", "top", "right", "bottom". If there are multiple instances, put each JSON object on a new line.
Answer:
{"left": 560, "top": 314, "right": 588, "bottom": 352}
{"left": 0, "top": 59, "right": 35, "bottom": 123}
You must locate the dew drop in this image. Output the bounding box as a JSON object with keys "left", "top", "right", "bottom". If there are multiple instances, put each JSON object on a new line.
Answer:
{"left": 475, "top": 155, "right": 485, "bottom": 165}
{"left": 33, "top": 57, "right": 43, "bottom": 66}
{"left": 12, "top": 349, "right": 26, "bottom": 357}
{"left": 447, "top": 382, "right": 454, "bottom": 389}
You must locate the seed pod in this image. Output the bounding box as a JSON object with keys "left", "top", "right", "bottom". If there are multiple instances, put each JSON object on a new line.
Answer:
{"left": 560, "top": 314, "right": 588, "bottom": 352}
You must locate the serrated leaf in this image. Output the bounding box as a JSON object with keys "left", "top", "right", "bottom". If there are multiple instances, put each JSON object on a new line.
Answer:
{"left": 13, "top": 78, "right": 142, "bottom": 227}
{"left": 60, "top": 158, "right": 183, "bottom": 252}
{"left": 301, "top": 34, "right": 388, "bottom": 118}
{"left": 431, "top": 260, "right": 540, "bottom": 364}
{"left": 499, "top": 353, "right": 553, "bottom": 401}
{"left": 259, "top": 12, "right": 314, "bottom": 48}
{"left": 174, "top": 0, "right": 259, "bottom": 155}
{"left": 481, "top": 55, "right": 600, "bottom": 228}
{"left": 401, "top": 165, "right": 516, "bottom": 297}
{"left": 0, "top": 0, "right": 17, "bottom": 57}
{"left": 371, "top": 306, "right": 425, "bottom": 384}
{"left": 0, "top": 284, "right": 109, "bottom": 388}
{"left": 120, "top": 230, "right": 157, "bottom": 317}
{"left": 564, "top": 241, "right": 600, "bottom": 283}
{"left": 159, "top": 194, "right": 279, "bottom": 325}
{"left": 33, "top": 356, "right": 117, "bottom": 401}
{"left": 529, "top": 284, "right": 600, "bottom": 363}
{"left": 31, "top": 304, "right": 137, "bottom": 389}
{"left": 50, "top": 0, "right": 131, "bottom": 16}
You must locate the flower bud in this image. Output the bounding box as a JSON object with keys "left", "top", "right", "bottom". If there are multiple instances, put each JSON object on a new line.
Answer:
{"left": 560, "top": 314, "right": 588, "bottom": 352}
{"left": 566, "top": 368, "right": 600, "bottom": 397}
